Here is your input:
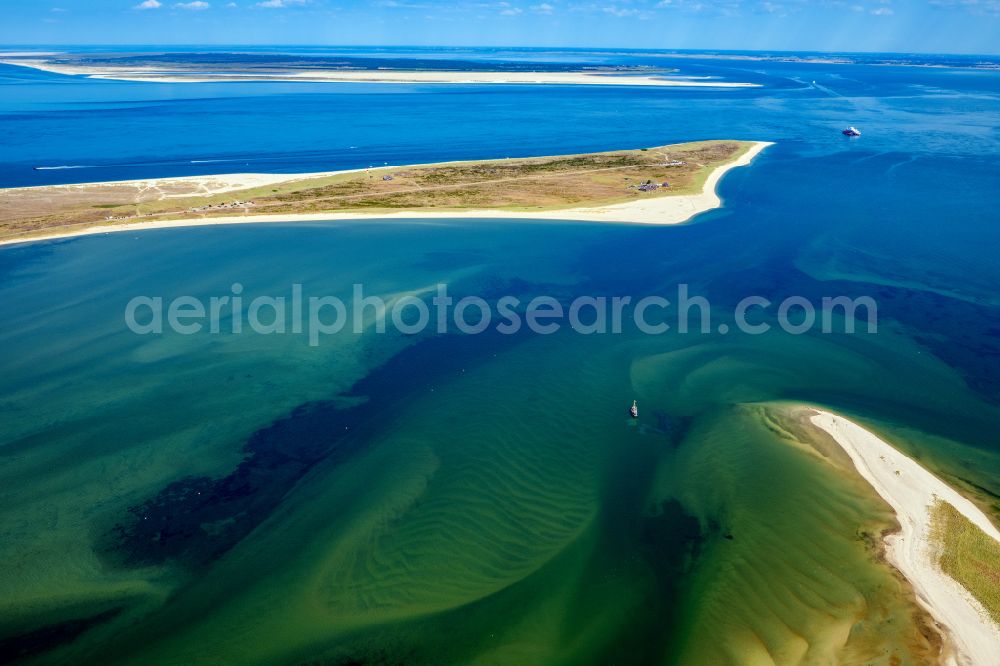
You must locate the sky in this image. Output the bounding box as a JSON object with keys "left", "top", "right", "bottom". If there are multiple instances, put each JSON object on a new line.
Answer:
{"left": 0, "top": 0, "right": 997, "bottom": 55}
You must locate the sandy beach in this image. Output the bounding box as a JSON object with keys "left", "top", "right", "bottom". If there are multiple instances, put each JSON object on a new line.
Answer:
{"left": 809, "top": 409, "right": 1000, "bottom": 666}
{"left": 0, "top": 59, "right": 759, "bottom": 87}
{"left": 0, "top": 142, "right": 771, "bottom": 247}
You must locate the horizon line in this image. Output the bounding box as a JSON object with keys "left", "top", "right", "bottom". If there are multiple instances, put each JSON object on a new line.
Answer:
{"left": 1, "top": 44, "right": 999, "bottom": 59}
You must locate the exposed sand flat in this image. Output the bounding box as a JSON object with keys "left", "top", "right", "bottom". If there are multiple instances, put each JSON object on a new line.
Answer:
{"left": 8, "top": 169, "right": 372, "bottom": 198}
{"left": 809, "top": 410, "right": 1000, "bottom": 666}
{"left": 0, "top": 51, "right": 63, "bottom": 57}
{"left": 0, "top": 142, "right": 771, "bottom": 246}
{"left": 0, "top": 59, "right": 760, "bottom": 87}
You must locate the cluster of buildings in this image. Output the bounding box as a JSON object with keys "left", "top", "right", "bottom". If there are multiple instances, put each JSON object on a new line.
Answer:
{"left": 630, "top": 180, "right": 670, "bottom": 192}
{"left": 103, "top": 198, "right": 257, "bottom": 222}
{"left": 191, "top": 200, "right": 256, "bottom": 212}
{"left": 625, "top": 159, "right": 685, "bottom": 193}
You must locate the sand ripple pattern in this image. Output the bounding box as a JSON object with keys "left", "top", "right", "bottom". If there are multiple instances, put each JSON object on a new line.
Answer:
{"left": 317, "top": 342, "right": 604, "bottom": 620}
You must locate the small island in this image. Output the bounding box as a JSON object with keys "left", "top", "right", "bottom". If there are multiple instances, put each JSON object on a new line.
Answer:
{"left": 0, "top": 140, "right": 770, "bottom": 245}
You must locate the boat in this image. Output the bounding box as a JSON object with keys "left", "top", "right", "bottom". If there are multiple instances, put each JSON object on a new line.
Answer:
{"left": 630, "top": 400, "right": 638, "bottom": 419}
{"left": 842, "top": 126, "right": 861, "bottom": 137}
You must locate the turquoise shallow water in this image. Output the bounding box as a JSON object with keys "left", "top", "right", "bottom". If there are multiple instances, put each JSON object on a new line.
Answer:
{"left": 1, "top": 50, "right": 999, "bottom": 663}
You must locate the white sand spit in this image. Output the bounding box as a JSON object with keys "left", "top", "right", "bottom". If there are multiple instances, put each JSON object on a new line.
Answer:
{"left": 0, "top": 60, "right": 760, "bottom": 87}
{"left": 810, "top": 409, "right": 1000, "bottom": 666}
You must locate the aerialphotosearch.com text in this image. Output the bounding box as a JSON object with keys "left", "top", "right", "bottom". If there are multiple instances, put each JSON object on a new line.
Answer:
{"left": 124, "top": 283, "right": 878, "bottom": 346}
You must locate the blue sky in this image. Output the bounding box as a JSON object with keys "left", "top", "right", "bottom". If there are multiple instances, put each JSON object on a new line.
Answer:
{"left": 0, "top": 0, "right": 997, "bottom": 54}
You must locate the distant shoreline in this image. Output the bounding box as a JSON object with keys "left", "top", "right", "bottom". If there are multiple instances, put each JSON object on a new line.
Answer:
{"left": 808, "top": 408, "right": 1000, "bottom": 666}
{"left": 0, "top": 142, "right": 771, "bottom": 247}
{"left": 0, "top": 59, "right": 760, "bottom": 88}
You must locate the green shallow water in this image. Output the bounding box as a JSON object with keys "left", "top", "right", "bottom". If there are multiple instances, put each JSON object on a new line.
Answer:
{"left": 2, "top": 159, "right": 1000, "bottom": 665}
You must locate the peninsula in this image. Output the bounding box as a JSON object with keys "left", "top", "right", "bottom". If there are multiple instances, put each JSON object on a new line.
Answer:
{"left": 0, "top": 140, "right": 770, "bottom": 245}
{"left": 808, "top": 408, "right": 1000, "bottom": 666}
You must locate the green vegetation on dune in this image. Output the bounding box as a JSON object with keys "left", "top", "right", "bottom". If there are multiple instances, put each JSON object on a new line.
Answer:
{"left": 0, "top": 140, "right": 753, "bottom": 241}
{"left": 930, "top": 500, "right": 1000, "bottom": 624}
{"left": 243, "top": 139, "right": 750, "bottom": 215}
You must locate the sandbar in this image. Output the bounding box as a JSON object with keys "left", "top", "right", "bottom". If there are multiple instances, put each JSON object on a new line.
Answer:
{"left": 810, "top": 409, "right": 1000, "bottom": 666}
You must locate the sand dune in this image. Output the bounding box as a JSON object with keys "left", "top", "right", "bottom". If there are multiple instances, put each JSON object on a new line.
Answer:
{"left": 809, "top": 409, "right": 1000, "bottom": 666}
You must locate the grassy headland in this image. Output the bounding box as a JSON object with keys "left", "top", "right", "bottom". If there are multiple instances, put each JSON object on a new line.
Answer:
{"left": 0, "top": 140, "right": 755, "bottom": 243}
{"left": 931, "top": 499, "right": 1000, "bottom": 624}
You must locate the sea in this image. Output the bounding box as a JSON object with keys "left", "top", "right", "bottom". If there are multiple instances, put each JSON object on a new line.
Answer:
{"left": 0, "top": 47, "right": 999, "bottom": 664}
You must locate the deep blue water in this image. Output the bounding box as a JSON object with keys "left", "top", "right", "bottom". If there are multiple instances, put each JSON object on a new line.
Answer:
{"left": 1, "top": 49, "right": 997, "bottom": 187}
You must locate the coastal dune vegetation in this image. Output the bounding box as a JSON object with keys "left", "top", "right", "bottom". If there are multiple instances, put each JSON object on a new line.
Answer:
{"left": 931, "top": 500, "right": 1000, "bottom": 625}
{"left": 0, "top": 140, "right": 752, "bottom": 243}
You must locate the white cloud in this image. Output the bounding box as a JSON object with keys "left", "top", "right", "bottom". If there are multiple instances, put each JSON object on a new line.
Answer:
{"left": 530, "top": 2, "right": 554, "bottom": 13}
{"left": 50, "top": 7, "right": 69, "bottom": 12}
{"left": 377, "top": 0, "right": 431, "bottom": 6}
{"left": 134, "top": 0, "right": 162, "bottom": 8}
{"left": 257, "top": 0, "right": 307, "bottom": 6}
{"left": 174, "top": 0, "right": 210, "bottom": 8}
{"left": 870, "top": 6, "right": 893, "bottom": 14}
{"left": 655, "top": 0, "right": 740, "bottom": 15}
{"left": 602, "top": 5, "right": 641, "bottom": 16}
{"left": 500, "top": 6, "right": 523, "bottom": 13}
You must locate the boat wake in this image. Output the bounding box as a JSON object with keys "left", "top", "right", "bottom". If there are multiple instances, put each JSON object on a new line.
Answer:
{"left": 33, "top": 165, "right": 94, "bottom": 170}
